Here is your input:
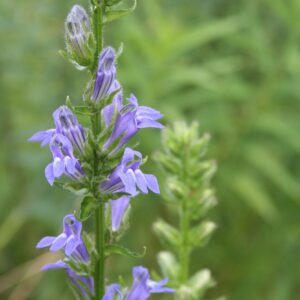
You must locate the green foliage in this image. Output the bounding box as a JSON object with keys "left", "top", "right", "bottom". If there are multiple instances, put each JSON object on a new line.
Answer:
{"left": 1, "top": 0, "right": 300, "bottom": 299}
{"left": 154, "top": 122, "right": 217, "bottom": 300}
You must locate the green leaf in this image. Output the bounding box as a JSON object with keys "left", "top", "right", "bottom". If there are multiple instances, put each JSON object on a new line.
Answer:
{"left": 104, "top": 244, "right": 146, "bottom": 258}
{"left": 54, "top": 181, "right": 87, "bottom": 194}
{"left": 104, "top": 0, "right": 137, "bottom": 23}
{"left": 77, "top": 196, "right": 98, "bottom": 221}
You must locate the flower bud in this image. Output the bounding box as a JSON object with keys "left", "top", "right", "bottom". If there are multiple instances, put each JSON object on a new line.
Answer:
{"left": 92, "top": 47, "right": 117, "bottom": 102}
{"left": 65, "top": 5, "right": 93, "bottom": 67}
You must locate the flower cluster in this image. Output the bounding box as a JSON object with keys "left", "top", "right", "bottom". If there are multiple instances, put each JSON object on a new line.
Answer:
{"left": 30, "top": 43, "right": 163, "bottom": 231}
{"left": 31, "top": 3, "right": 173, "bottom": 299}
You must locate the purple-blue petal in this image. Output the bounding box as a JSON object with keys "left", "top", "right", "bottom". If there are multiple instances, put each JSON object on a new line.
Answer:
{"left": 36, "top": 236, "right": 56, "bottom": 249}
{"left": 53, "top": 157, "right": 65, "bottom": 177}
{"left": 50, "top": 233, "right": 68, "bottom": 252}
{"left": 103, "top": 284, "right": 123, "bottom": 300}
{"left": 134, "top": 170, "right": 148, "bottom": 194}
{"left": 45, "top": 163, "right": 55, "bottom": 185}
{"left": 144, "top": 174, "right": 160, "bottom": 194}
{"left": 65, "top": 236, "right": 81, "bottom": 256}
{"left": 119, "top": 169, "right": 137, "bottom": 196}
{"left": 110, "top": 196, "right": 130, "bottom": 231}
{"left": 41, "top": 260, "right": 67, "bottom": 271}
{"left": 28, "top": 129, "right": 55, "bottom": 146}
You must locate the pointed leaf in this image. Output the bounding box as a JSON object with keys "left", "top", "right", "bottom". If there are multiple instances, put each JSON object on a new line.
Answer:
{"left": 104, "top": 244, "right": 146, "bottom": 258}
{"left": 104, "top": 0, "right": 137, "bottom": 23}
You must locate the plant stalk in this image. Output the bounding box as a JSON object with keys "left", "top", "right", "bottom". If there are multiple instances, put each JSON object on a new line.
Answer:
{"left": 91, "top": 2, "right": 105, "bottom": 299}
{"left": 179, "top": 201, "right": 190, "bottom": 282}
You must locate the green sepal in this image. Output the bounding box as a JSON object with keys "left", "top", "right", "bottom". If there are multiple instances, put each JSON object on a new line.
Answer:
{"left": 59, "top": 49, "right": 69, "bottom": 61}
{"left": 106, "top": 0, "right": 124, "bottom": 6}
{"left": 157, "top": 251, "right": 179, "bottom": 280}
{"left": 104, "top": 244, "right": 146, "bottom": 258}
{"left": 182, "top": 269, "right": 215, "bottom": 300}
{"left": 66, "top": 95, "right": 74, "bottom": 110}
{"left": 191, "top": 188, "right": 217, "bottom": 220}
{"left": 154, "top": 151, "right": 182, "bottom": 175}
{"left": 77, "top": 196, "right": 99, "bottom": 221}
{"left": 104, "top": 0, "right": 137, "bottom": 23}
{"left": 153, "top": 219, "right": 180, "bottom": 248}
{"left": 165, "top": 177, "right": 189, "bottom": 200}
{"left": 189, "top": 221, "right": 216, "bottom": 249}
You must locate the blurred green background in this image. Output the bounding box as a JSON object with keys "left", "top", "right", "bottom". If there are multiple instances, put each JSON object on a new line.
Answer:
{"left": 1, "top": 0, "right": 300, "bottom": 299}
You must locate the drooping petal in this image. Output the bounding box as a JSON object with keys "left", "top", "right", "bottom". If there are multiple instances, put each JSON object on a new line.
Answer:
{"left": 147, "top": 278, "right": 174, "bottom": 294}
{"left": 36, "top": 236, "right": 56, "bottom": 248}
{"left": 64, "top": 156, "right": 76, "bottom": 174}
{"left": 53, "top": 157, "right": 65, "bottom": 177}
{"left": 137, "top": 118, "right": 164, "bottom": 129}
{"left": 41, "top": 260, "right": 67, "bottom": 271}
{"left": 144, "top": 174, "right": 160, "bottom": 194}
{"left": 134, "top": 170, "right": 148, "bottom": 194}
{"left": 28, "top": 129, "right": 56, "bottom": 146}
{"left": 45, "top": 163, "right": 55, "bottom": 185}
{"left": 110, "top": 196, "right": 131, "bottom": 231}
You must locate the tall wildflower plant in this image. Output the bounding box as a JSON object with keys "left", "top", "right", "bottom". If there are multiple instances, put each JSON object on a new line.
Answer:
{"left": 29, "top": 1, "right": 173, "bottom": 299}
{"left": 154, "top": 122, "right": 218, "bottom": 300}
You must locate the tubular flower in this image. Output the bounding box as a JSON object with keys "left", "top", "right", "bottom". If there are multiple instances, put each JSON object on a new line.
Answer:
{"left": 92, "top": 47, "right": 117, "bottom": 102}
{"left": 103, "top": 266, "right": 174, "bottom": 300}
{"left": 37, "top": 215, "right": 94, "bottom": 297}
{"left": 103, "top": 94, "right": 163, "bottom": 153}
{"left": 29, "top": 105, "right": 86, "bottom": 153}
{"left": 37, "top": 214, "right": 89, "bottom": 260}
{"left": 101, "top": 148, "right": 159, "bottom": 231}
{"left": 45, "top": 134, "right": 84, "bottom": 185}
{"left": 65, "top": 5, "right": 92, "bottom": 65}
{"left": 53, "top": 106, "right": 86, "bottom": 153}
{"left": 101, "top": 148, "right": 160, "bottom": 196}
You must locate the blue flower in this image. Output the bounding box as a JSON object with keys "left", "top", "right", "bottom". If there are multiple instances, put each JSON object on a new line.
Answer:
{"left": 29, "top": 105, "right": 86, "bottom": 153}
{"left": 92, "top": 47, "right": 117, "bottom": 102}
{"left": 37, "top": 215, "right": 94, "bottom": 297}
{"left": 101, "top": 148, "right": 160, "bottom": 231}
{"left": 45, "top": 134, "right": 84, "bottom": 185}
{"left": 103, "top": 266, "right": 174, "bottom": 300}
{"left": 103, "top": 94, "right": 163, "bottom": 154}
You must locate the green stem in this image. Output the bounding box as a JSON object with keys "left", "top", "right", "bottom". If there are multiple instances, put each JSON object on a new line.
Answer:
{"left": 179, "top": 201, "right": 190, "bottom": 282}
{"left": 91, "top": 3, "right": 105, "bottom": 298}
{"left": 92, "top": 1, "right": 104, "bottom": 72}
{"left": 95, "top": 202, "right": 105, "bottom": 299}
